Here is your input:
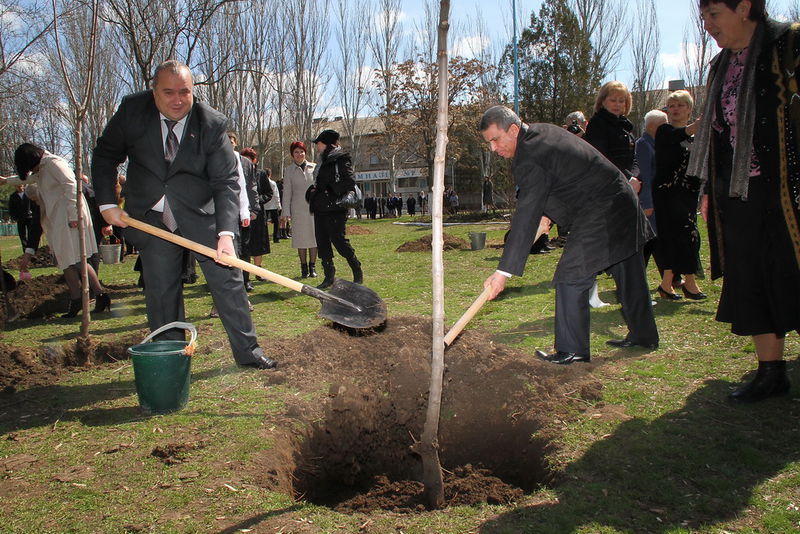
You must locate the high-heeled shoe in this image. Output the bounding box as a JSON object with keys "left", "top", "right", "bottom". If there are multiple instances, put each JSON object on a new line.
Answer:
{"left": 681, "top": 286, "right": 707, "bottom": 300}
{"left": 657, "top": 285, "right": 683, "bottom": 300}
{"left": 93, "top": 293, "right": 111, "bottom": 313}
{"left": 62, "top": 298, "right": 82, "bottom": 318}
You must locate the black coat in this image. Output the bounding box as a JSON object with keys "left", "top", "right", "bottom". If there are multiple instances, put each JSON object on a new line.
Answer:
{"left": 500, "top": 123, "right": 652, "bottom": 283}
{"left": 584, "top": 107, "right": 639, "bottom": 179}
{"left": 8, "top": 192, "right": 32, "bottom": 222}
{"left": 307, "top": 147, "right": 355, "bottom": 213}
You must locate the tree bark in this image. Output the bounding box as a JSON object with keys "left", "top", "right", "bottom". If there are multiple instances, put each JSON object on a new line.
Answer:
{"left": 410, "top": 0, "right": 449, "bottom": 511}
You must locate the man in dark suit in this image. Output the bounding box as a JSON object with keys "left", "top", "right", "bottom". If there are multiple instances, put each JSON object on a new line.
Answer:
{"left": 480, "top": 106, "right": 658, "bottom": 364}
{"left": 91, "top": 59, "right": 276, "bottom": 369}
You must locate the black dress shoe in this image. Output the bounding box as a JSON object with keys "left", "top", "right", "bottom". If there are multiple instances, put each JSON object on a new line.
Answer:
{"left": 657, "top": 286, "right": 683, "bottom": 300}
{"left": 681, "top": 286, "right": 708, "bottom": 300}
{"left": 245, "top": 282, "right": 254, "bottom": 292}
{"left": 606, "top": 338, "right": 658, "bottom": 349}
{"left": 536, "top": 350, "right": 590, "bottom": 364}
{"left": 239, "top": 355, "right": 278, "bottom": 370}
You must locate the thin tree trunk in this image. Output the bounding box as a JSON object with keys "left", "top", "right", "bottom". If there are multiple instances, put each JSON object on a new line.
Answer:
{"left": 410, "top": 0, "right": 449, "bottom": 511}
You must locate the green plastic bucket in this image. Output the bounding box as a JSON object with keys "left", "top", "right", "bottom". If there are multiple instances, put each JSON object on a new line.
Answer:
{"left": 128, "top": 322, "right": 197, "bottom": 414}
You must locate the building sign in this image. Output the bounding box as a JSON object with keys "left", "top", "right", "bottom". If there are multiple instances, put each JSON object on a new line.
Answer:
{"left": 355, "top": 167, "right": 424, "bottom": 182}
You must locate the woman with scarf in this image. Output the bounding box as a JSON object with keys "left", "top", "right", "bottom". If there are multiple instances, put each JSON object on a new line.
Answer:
{"left": 305, "top": 130, "right": 362, "bottom": 289}
{"left": 688, "top": 0, "right": 800, "bottom": 402}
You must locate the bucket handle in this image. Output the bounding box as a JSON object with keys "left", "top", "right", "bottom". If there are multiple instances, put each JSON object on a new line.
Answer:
{"left": 140, "top": 321, "right": 197, "bottom": 356}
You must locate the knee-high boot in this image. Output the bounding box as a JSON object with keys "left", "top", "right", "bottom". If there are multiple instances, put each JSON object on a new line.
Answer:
{"left": 346, "top": 256, "right": 363, "bottom": 284}
{"left": 318, "top": 259, "right": 335, "bottom": 289}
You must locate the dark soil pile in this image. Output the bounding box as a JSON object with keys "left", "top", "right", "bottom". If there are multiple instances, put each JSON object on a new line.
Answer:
{"left": 252, "top": 316, "right": 604, "bottom": 513}
{"left": 396, "top": 233, "right": 471, "bottom": 252}
{"left": 3, "top": 246, "right": 57, "bottom": 269}
{"left": 346, "top": 224, "right": 373, "bottom": 235}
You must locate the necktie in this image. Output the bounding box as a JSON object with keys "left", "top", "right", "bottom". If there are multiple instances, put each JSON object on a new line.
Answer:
{"left": 162, "top": 119, "right": 179, "bottom": 231}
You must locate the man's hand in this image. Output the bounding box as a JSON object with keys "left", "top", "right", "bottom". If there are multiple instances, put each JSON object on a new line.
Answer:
{"left": 101, "top": 206, "right": 128, "bottom": 227}
{"left": 629, "top": 177, "right": 642, "bottom": 194}
{"left": 216, "top": 234, "right": 236, "bottom": 264}
{"left": 484, "top": 272, "right": 508, "bottom": 300}
{"left": 241, "top": 218, "right": 250, "bottom": 228}
{"left": 643, "top": 208, "right": 654, "bottom": 217}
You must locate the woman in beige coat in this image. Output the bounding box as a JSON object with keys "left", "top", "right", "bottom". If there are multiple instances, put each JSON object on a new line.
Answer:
{"left": 280, "top": 141, "right": 318, "bottom": 278}
{"left": 7, "top": 143, "right": 110, "bottom": 317}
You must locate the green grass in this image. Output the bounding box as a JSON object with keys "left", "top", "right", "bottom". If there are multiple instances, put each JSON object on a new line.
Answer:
{"left": 1, "top": 216, "right": 799, "bottom": 533}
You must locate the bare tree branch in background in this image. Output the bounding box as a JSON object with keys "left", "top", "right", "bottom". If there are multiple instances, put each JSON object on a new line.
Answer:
{"left": 103, "top": 0, "right": 234, "bottom": 90}
{"left": 628, "top": 0, "right": 662, "bottom": 133}
{"left": 368, "top": 0, "right": 405, "bottom": 192}
{"left": 51, "top": 0, "right": 101, "bottom": 337}
{"left": 285, "top": 0, "right": 329, "bottom": 151}
{"left": 569, "top": 0, "right": 627, "bottom": 82}
{"left": 333, "top": 0, "right": 371, "bottom": 164}
{"left": 680, "top": 6, "right": 717, "bottom": 114}
{"left": 0, "top": 0, "right": 53, "bottom": 78}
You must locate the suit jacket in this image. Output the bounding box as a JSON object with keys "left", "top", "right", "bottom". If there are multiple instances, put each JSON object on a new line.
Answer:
{"left": 91, "top": 90, "right": 240, "bottom": 250}
{"left": 8, "top": 192, "right": 32, "bottom": 222}
{"left": 500, "top": 123, "right": 653, "bottom": 283}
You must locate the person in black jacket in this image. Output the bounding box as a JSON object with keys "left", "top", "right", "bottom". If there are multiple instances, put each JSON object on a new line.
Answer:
{"left": 8, "top": 184, "right": 42, "bottom": 279}
{"left": 584, "top": 81, "right": 642, "bottom": 193}
{"left": 306, "top": 129, "right": 362, "bottom": 288}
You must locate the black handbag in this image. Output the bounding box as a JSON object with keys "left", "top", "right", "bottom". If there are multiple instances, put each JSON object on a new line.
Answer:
{"left": 332, "top": 161, "right": 362, "bottom": 209}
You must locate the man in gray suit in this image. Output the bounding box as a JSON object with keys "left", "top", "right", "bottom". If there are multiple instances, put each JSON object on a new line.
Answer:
{"left": 480, "top": 106, "right": 658, "bottom": 364}
{"left": 92, "top": 60, "right": 276, "bottom": 369}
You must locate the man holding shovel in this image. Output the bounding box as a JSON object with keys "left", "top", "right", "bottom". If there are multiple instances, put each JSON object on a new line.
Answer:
{"left": 480, "top": 106, "right": 658, "bottom": 364}
{"left": 91, "top": 60, "right": 276, "bottom": 370}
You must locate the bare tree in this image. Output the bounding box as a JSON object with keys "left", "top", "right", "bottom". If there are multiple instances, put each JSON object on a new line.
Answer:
{"left": 368, "top": 0, "right": 405, "bottom": 192}
{"left": 332, "top": 0, "right": 371, "bottom": 163}
{"left": 680, "top": 6, "right": 717, "bottom": 113}
{"left": 51, "top": 0, "right": 100, "bottom": 339}
{"left": 569, "top": 0, "right": 627, "bottom": 82}
{"left": 103, "top": 0, "right": 234, "bottom": 90}
{"left": 411, "top": 0, "right": 449, "bottom": 511}
{"left": 0, "top": 0, "right": 52, "bottom": 78}
{"left": 628, "top": 0, "right": 662, "bottom": 132}
{"left": 284, "top": 0, "right": 330, "bottom": 150}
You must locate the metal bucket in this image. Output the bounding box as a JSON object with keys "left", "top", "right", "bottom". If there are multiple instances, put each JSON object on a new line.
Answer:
{"left": 99, "top": 243, "right": 122, "bottom": 264}
{"left": 128, "top": 322, "right": 197, "bottom": 414}
{"left": 469, "top": 232, "right": 486, "bottom": 251}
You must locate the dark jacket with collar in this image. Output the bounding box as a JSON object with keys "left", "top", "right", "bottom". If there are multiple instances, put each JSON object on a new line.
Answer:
{"left": 308, "top": 146, "right": 355, "bottom": 214}
{"left": 500, "top": 123, "right": 652, "bottom": 283}
{"left": 91, "top": 90, "right": 240, "bottom": 249}
{"left": 584, "top": 106, "right": 639, "bottom": 179}
{"left": 8, "top": 191, "right": 32, "bottom": 222}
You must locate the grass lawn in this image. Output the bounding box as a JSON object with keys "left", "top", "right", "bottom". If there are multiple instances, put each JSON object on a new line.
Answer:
{"left": 0, "top": 216, "right": 798, "bottom": 533}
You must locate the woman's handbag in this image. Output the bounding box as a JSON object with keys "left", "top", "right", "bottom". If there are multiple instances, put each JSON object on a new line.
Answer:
{"left": 335, "top": 184, "right": 362, "bottom": 209}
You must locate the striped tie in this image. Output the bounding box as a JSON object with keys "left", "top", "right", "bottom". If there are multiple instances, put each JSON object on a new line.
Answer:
{"left": 162, "top": 119, "right": 179, "bottom": 231}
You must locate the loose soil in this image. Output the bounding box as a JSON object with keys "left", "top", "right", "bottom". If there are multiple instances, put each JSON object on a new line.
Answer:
{"left": 0, "top": 284, "right": 607, "bottom": 517}
{"left": 346, "top": 224, "right": 373, "bottom": 235}
{"left": 396, "top": 233, "right": 471, "bottom": 252}
{"left": 249, "top": 316, "right": 603, "bottom": 514}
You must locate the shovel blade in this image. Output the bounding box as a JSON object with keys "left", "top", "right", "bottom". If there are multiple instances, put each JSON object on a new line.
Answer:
{"left": 317, "top": 278, "right": 387, "bottom": 329}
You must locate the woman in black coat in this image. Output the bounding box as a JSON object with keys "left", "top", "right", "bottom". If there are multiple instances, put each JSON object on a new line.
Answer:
{"left": 306, "top": 129, "right": 362, "bottom": 289}
{"left": 584, "top": 81, "right": 640, "bottom": 184}
{"left": 653, "top": 90, "right": 705, "bottom": 301}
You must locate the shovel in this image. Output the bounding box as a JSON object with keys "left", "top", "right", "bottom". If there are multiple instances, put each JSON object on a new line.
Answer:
{"left": 121, "top": 214, "right": 387, "bottom": 329}
{"left": 444, "top": 220, "right": 549, "bottom": 346}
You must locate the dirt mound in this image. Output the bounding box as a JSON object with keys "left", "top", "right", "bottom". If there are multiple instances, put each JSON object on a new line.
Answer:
{"left": 4, "top": 246, "right": 57, "bottom": 269}
{"left": 253, "top": 316, "right": 602, "bottom": 513}
{"left": 396, "top": 233, "right": 470, "bottom": 252}
{"left": 346, "top": 224, "right": 373, "bottom": 235}
{"left": 0, "top": 332, "right": 142, "bottom": 395}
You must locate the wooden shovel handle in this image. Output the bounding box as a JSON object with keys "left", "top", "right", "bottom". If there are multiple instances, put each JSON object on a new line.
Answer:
{"left": 444, "top": 286, "right": 491, "bottom": 346}
{"left": 121, "top": 214, "right": 304, "bottom": 293}
{"left": 443, "top": 219, "right": 549, "bottom": 346}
